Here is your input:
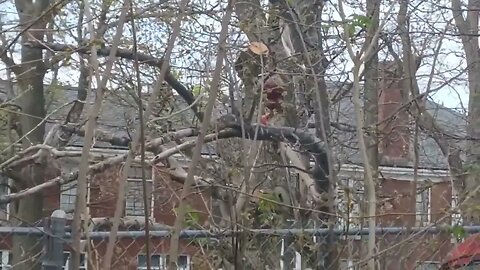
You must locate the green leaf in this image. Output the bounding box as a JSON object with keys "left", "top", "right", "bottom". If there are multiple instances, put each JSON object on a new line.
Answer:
{"left": 451, "top": 225, "right": 467, "bottom": 241}
{"left": 258, "top": 193, "right": 279, "bottom": 212}
{"left": 170, "top": 68, "right": 183, "bottom": 80}
{"left": 347, "top": 24, "right": 356, "bottom": 38}
{"left": 192, "top": 84, "right": 203, "bottom": 97}
{"left": 350, "top": 14, "right": 372, "bottom": 29}
{"left": 174, "top": 204, "right": 200, "bottom": 227}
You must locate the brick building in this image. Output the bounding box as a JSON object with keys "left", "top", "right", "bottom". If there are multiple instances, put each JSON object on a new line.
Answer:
{"left": 0, "top": 62, "right": 466, "bottom": 270}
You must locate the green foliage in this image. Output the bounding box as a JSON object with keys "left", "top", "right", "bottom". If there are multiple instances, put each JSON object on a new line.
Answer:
{"left": 344, "top": 14, "right": 373, "bottom": 41}
{"left": 254, "top": 193, "right": 283, "bottom": 225}
{"left": 170, "top": 68, "right": 183, "bottom": 80}
{"left": 258, "top": 193, "right": 279, "bottom": 213}
{"left": 463, "top": 163, "right": 480, "bottom": 174}
{"left": 174, "top": 204, "right": 201, "bottom": 228}
{"left": 192, "top": 84, "right": 203, "bottom": 97}
{"left": 0, "top": 108, "right": 11, "bottom": 153}
{"left": 61, "top": 53, "right": 73, "bottom": 67}
{"left": 450, "top": 224, "right": 467, "bottom": 242}
{"left": 350, "top": 14, "right": 372, "bottom": 29}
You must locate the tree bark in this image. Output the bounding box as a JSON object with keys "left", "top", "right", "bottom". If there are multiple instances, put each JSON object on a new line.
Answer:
{"left": 11, "top": 0, "right": 51, "bottom": 269}
{"left": 451, "top": 0, "right": 480, "bottom": 224}
{"left": 363, "top": 0, "right": 380, "bottom": 267}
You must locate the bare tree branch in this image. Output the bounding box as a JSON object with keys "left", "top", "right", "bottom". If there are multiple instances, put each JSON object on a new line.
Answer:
{"left": 0, "top": 171, "right": 78, "bottom": 204}
{"left": 24, "top": 40, "right": 203, "bottom": 120}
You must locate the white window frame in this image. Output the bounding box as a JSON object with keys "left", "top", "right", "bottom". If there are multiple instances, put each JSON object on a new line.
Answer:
{"left": 0, "top": 177, "right": 11, "bottom": 221}
{"left": 0, "top": 250, "right": 11, "bottom": 269}
{"left": 451, "top": 189, "right": 464, "bottom": 243}
{"left": 451, "top": 189, "right": 463, "bottom": 226}
{"left": 340, "top": 259, "right": 359, "bottom": 270}
{"left": 415, "top": 187, "right": 431, "bottom": 227}
{"left": 416, "top": 261, "right": 440, "bottom": 270}
{"left": 137, "top": 254, "right": 190, "bottom": 270}
{"left": 125, "top": 178, "right": 154, "bottom": 218}
{"left": 279, "top": 238, "right": 302, "bottom": 270}
{"left": 63, "top": 252, "right": 87, "bottom": 270}
{"left": 138, "top": 254, "right": 162, "bottom": 270}
{"left": 60, "top": 182, "right": 77, "bottom": 213}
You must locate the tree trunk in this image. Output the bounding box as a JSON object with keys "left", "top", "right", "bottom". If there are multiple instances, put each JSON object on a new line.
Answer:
{"left": 11, "top": 0, "right": 49, "bottom": 269}
{"left": 363, "top": 0, "right": 380, "bottom": 267}
{"left": 451, "top": 0, "right": 480, "bottom": 224}
{"left": 287, "top": 0, "right": 336, "bottom": 268}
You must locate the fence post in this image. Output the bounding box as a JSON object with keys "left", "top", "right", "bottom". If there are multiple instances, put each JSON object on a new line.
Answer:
{"left": 42, "top": 209, "right": 66, "bottom": 270}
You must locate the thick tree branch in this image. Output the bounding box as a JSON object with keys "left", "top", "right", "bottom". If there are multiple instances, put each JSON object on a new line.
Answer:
{"left": 0, "top": 120, "right": 329, "bottom": 206}
{"left": 0, "top": 51, "right": 21, "bottom": 75}
{"left": 24, "top": 40, "right": 203, "bottom": 120}
{"left": 0, "top": 171, "right": 78, "bottom": 204}
{"left": 65, "top": 118, "right": 329, "bottom": 192}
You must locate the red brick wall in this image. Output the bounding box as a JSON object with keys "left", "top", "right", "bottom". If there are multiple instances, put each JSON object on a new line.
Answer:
{"left": 378, "top": 64, "right": 410, "bottom": 165}
{"left": 336, "top": 178, "right": 454, "bottom": 269}
{"left": 151, "top": 165, "right": 210, "bottom": 227}
{"left": 89, "top": 164, "right": 122, "bottom": 218}
{"left": 81, "top": 164, "right": 210, "bottom": 268}
{"left": 377, "top": 178, "right": 415, "bottom": 227}
{"left": 86, "top": 238, "right": 202, "bottom": 270}
{"left": 42, "top": 159, "right": 62, "bottom": 217}
{"left": 35, "top": 160, "right": 456, "bottom": 269}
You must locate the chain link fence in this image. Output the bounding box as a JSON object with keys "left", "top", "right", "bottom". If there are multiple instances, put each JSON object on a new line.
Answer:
{"left": 0, "top": 210, "right": 476, "bottom": 269}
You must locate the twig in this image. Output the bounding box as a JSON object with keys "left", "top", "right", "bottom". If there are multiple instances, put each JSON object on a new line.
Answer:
{"left": 167, "top": 2, "right": 234, "bottom": 269}
{"left": 0, "top": 0, "right": 68, "bottom": 59}
{"left": 129, "top": 1, "right": 152, "bottom": 269}
{"left": 24, "top": 40, "right": 202, "bottom": 120}
{"left": 101, "top": 0, "right": 189, "bottom": 267}
{"left": 337, "top": 1, "right": 395, "bottom": 269}
{"left": 0, "top": 171, "right": 78, "bottom": 204}
{"left": 0, "top": 100, "right": 74, "bottom": 154}
{"left": 70, "top": 0, "right": 130, "bottom": 268}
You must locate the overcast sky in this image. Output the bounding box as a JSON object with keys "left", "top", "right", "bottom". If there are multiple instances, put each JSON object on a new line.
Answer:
{"left": 0, "top": 0, "right": 471, "bottom": 112}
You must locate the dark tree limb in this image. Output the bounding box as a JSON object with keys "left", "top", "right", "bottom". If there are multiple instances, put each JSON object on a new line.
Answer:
{"left": 60, "top": 125, "right": 198, "bottom": 150}
{"left": 64, "top": 114, "right": 329, "bottom": 192}
{"left": 217, "top": 119, "right": 329, "bottom": 193}
{"left": 0, "top": 118, "right": 329, "bottom": 204}
{"left": 24, "top": 40, "right": 203, "bottom": 121}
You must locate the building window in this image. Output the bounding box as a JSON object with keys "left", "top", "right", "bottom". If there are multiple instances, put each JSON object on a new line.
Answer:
{"left": 0, "top": 177, "right": 10, "bottom": 221}
{"left": 125, "top": 179, "right": 153, "bottom": 217}
{"left": 416, "top": 261, "right": 440, "bottom": 270}
{"left": 336, "top": 178, "right": 363, "bottom": 232}
{"left": 138, "top": 254, "right": 163, "bottom": 270}
{"left": 340, "top": 259, "right": 359, "bottom": 270}
{"left": 0, "top": 250, "right": 11, "bottom": 269}
{"left": 451, "top": 191, "right": 463, "bottom": 226}
{"left": 415, "top": 187, "right": 431, "bottom": 227}
{"left": 279, "top": 238, "right": 302, "bottom": 270}
{"left": 60, "top": 182, "right": 77, "bottom": 213}
{"left": 137, "top": 254, "right": 190, "bottom": 270}
{"left": 451, "top": 190, "right": 464, "bottom": 243}
{"left": 63, "top": 252, "right": 87, "bottom": 270}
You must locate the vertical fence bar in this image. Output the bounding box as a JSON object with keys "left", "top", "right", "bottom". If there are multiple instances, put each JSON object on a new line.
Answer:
{"left": 42, "top": 210, "right": 66, "bottom": 270}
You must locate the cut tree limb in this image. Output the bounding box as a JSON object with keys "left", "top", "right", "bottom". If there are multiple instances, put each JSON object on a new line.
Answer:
{"left": 0, "top": 120, "right": 329, "bottom": 205}
{"left": 0, "top": 171, "right": 78, "bottom": 204}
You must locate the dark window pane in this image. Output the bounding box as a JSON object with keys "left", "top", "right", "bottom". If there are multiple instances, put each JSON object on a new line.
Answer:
{"left": 178, "top": 255, "right": 188, "bottom": 269}
{"left": 151, "top": 255, "right": 161, "bottom": 266}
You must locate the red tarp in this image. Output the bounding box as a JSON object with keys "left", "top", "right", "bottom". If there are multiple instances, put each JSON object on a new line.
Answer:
{"left": 442, "top": 233, "right": 480, "bottom": 269}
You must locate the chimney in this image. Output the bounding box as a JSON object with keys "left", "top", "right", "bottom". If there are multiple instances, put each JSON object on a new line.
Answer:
{"left": 377, "top": 62, "right": 410, "bottom": 165}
